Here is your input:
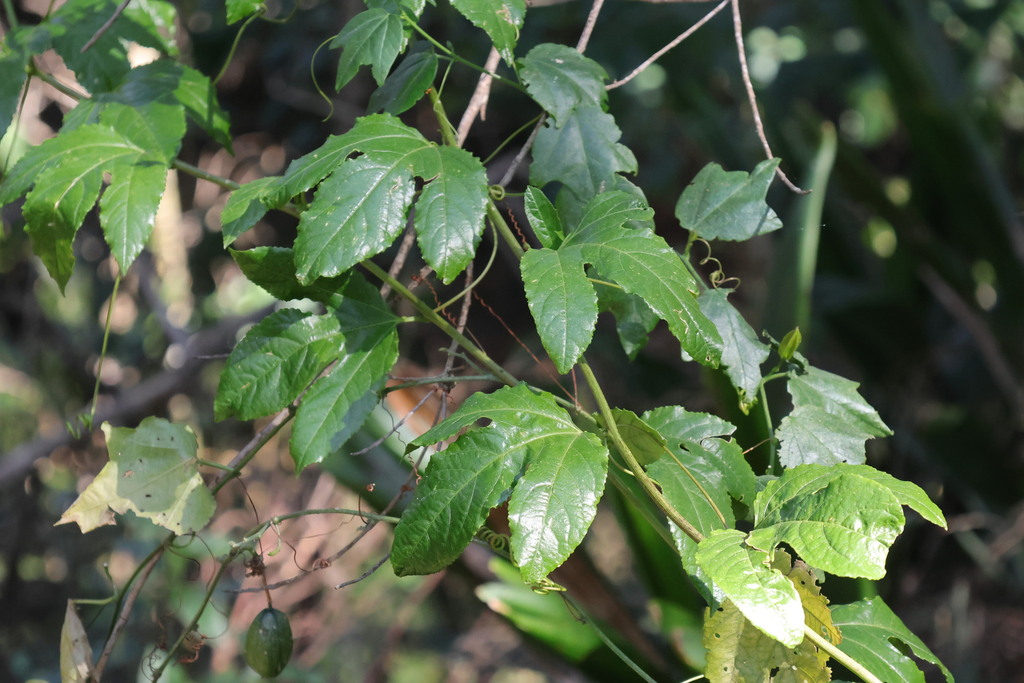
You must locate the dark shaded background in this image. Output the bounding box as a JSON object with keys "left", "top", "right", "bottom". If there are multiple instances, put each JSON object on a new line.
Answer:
{"left": 1, "top": 0, "right": 1022, "bottom": 680}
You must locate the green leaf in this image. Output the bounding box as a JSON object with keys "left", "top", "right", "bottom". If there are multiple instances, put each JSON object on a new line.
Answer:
{"left": 776, "top": 405, "right": 875, "bottom": 467}
{"left": 56, "top": 418, "right": 214, "bottom": 534}
{"left": 698, "top": 288, "right": 769, "bottom": 411}
{"left": 231, "top": 247, "right": 351, "bottom": 302}
{"left": 289, "top": 273, "right": 399, "bottom": 469}
{"left": 413, "top": 145, "right": 489, "bottom": 284}
{"left": 392, "top": 429, "right": 527, "bottom": 575}
{"left": 831, "top": 597, "right": 953, "bottom": 683}
{"left": 520, "top": 247, "right": 597, "bottom": 373}
{"left": 220, "top": 177, "right": 277, "bottom": 245}
{"left": 0, "top": 48, "right": 28, "bottom": 138}
{"left": 408, "top": 384, "right": 608, "bottom": 580}
{"left": 289, "top": 331, "right": 397, "bottom": 469}
{"left": 747, "top": 464, "right": 909, "bottom": 579}
{"left": 523, "top": 185, "right": 564, "bottom": 249}
{"left": 561, "top": 192, "right": 723, "bottom": 366}
{"left": 531, "top": 106, "right": 637, "bottom": 200}
{"left": 508, "top": 429, "right": 607, "bottom": 583}
{"left": 519, "top": 43, "right": 607, "bottom": 123}
{"left": 331, "top": 7, "right": 406, "bottom": 90}
{"left": 294, "top": 155, "right": 416, "bottom": 283}
{"left": 610, "top": 408, "right": 669, "bottom": 467}
{"left": 696, "top": 529, "right": 805, "bottom": 647}
{"left": 166, "top": 63, "right": 233, "bottom": 150}
{"left": 99, "top": 157, "right": 168, "bottom": 272}
{"left": 60, "top": 601, "right": 94, "bottom": 683}
{"left": 789, "top": 366, "right": 891, "bottom": 438}
{"left": 227, "top": 0, "right": 264, "bottom": 23}
{"left": 214, "top": 308, "right": 343, "bottom": 421}
{"left": 413, "top": 383, "right": 577, "bottom": 447}
{"left": 674, "top": 159, "right": 783, "bottom": 241}
{"left": 5, "top": 124, "right": 165, "bottom": 287}
{"left": 779, "top": 365, "right": 892, "bottom": 468}
{"left": 642, "top": 405, "right": 737, "bottom": 450}
{"left": 450, "top": 0, "right": 525, "bottom": 66}
{"left": 593, "top": 281, "right": 657, "bottom": 359}
{"left": 367, "top": 45, "right": 438, "bottom": 115}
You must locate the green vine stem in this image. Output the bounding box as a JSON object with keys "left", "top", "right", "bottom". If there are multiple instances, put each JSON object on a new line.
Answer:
{"left": 579, "top": 361, "right": 704, "bottom": 544}
{"left": 804, "top": 627, "right": 883, "bottom": 683}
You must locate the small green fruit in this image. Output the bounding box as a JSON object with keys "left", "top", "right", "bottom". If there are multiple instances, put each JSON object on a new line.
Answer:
{"left": 244, "top": 607, "right": 293, "bottom": 678}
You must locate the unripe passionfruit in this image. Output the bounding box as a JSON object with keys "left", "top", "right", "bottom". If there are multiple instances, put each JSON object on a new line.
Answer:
{"left": 244, "top": 607, "right": 292, "bottom": 678}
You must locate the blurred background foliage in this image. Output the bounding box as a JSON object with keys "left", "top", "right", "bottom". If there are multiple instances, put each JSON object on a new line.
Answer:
{"left": 1, "top": 0, "right": 1023, "bottom": 680}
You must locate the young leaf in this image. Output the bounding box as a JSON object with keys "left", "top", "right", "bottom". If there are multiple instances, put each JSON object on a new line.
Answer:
{"left": 519, "top": 43, "right": 607, "bottom": 123}
{"left": 674, "top": 159, "right": 783, "bottom": 241}
{"left": 56, "top": 418, "right": 215, "bottom": 535}
{"left": 696, "top": 529, "right": 805, "bottom": 647}
{"left": 392, "top": 429, "right": 527, "bottom": 575}
{"left": 450, "top": 0, "right": 525, "bottom": 66}
{"left": 698, "top": 288, "right": 770, "bottom": 411}
{"left": 214, "top": 308, "right": 343, "bottom": 421}
{"left": 508, "top": 429, "right": 607, "bottom": 583}
{"left": 412, "top": 145, "right": 489, "bottom": 284}
{"left": 227, "top": 0, "right": 264, "bottom": 23}
{"left": 747, "top": 464, "right": 909, "bottom": 579}
{"left": 367, "top": 45, "right": 438, "bottom": 115}
{"left": 530, "top": 106, "right": 637, "bottom": 201}
{"left": 520, "top": 247, "right": 597, "bottom": 373}
{"left": 220, "top": 177, "right": 277, "bottom": 245}
{"left": 523, "top": 185, "right": 564, "bottom": 249}
{"left": 831, "top": 597, "right": 953, "bottom": 683}
{"left": 294, "top": 155, "right": 416, "bottom": 283}
{"left": 332, "top": 7, "right": 406, "bottom": 90}
{"left": 231, "top": 247, "right": 351, "bottom": 302}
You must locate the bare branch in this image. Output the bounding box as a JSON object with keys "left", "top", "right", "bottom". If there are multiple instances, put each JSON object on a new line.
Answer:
{"left": 81, "top": 0, "right": 131, "bottom": 53}
{"left": 730, "top": 0, "right": 807, "bottom": 194}
{"left": 576, "top": 0, "right": 607, "bottom": 52}
{"left": 607, "top": 0, "right": 729, "bottom": 90}
{"left": 457, "top": 47, "right": 502, "bottom": 147}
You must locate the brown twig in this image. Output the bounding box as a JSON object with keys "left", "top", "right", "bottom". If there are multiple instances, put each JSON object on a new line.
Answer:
{"left": 92, "top": 545, "right": 165, "bottom": 681}
{"left": 457, "top": 47, "right": 502, "bottom": 147}
{"left": 335, "top": 552, "right": 391, "bottom": 589}
{"left": 576, "top": 0, "right": 607, "bottom": 52}
{"left": 607, "top": 0, "right": 729, "bottom": 90}
{"left": 81, "top": 0, "right": 131, "bottom": 53}
{"left": 729, "top": 0, "right": 807, "bottom": 194}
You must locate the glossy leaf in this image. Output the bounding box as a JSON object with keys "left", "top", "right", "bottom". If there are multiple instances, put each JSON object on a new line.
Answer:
{"left": 748, "top": 464, "right": 911, "bottom": 579}
{"left": 696, "top": 529, "right": 805, "bottom": 647}
{"left": 413, "top": 145, "right": 489, "bottom": 283}
{"left": 831, "top": 597, "right": 953, "bottom": 683}
{"left": 392, "top": 429, "right": 527, "bottom": 575}
{"left": 332, "top": 7, "right": 406, "bottom": 90}
{"left": 290, "top": 273, "right": 399, "bottom": 469}
{"left": 523, "top": 185, "right": 563, "bottom": 249}
{"left": 294, "top": 156, "right": 416, "bottom": 283}
{"left": 789, "top": 366, "right": 891, "bottom": 437}
{"left": 561, "top": 192, "right": 723, "bottom": 366}
{"left": 367, "top": 45, "right": 438, "bottom": 115}
{"left": 450, "top": 0, "right": 525, "bottom": 66}
{"left": 231, "top": 247, "right": 350, "bottom": 302}
{"left": 56, "top": 418, "right": 215, "bottom": 534}
{"left": 642, "top": 405, "right": 737, "bottom": 445}
{"left": 519, "top": 43, "right": 607, "bottom": 123}
{"left": 214, "top": 308, "right": 343, "bottom": 421}
{"left": 521, "top": 247, "right": 597, "bottom": 373}
{"left": 508, "top": 429, "right": 607, "bottom": 583}
{"left": 531, "top": 106, "right": 637, "bottom": 200}
{"left": 674, "top": 159, "right": 783, "bottom": 241}
{"left": 610, "top": 408, "right": 669, "bottom": 467}
{"left": 698, "top": 288, "right": 769, "bottom": 411}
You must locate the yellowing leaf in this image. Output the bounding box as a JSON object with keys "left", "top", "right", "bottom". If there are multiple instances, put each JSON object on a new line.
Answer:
{"left": 57, "top": 418, "right": 215, "bottom": 534}
{"left": 60, "top": 601, "right": 95, "bottom": 683}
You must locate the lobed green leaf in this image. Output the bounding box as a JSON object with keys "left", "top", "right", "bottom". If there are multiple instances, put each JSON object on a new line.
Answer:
{"left": 332, "top": 7, "right": 406, "bottom": 90}
{"left": 674, "top": 159, "right": 783, "bottom": 241}
{"left": 697, "top": 288, "right": 769, "bottom": 411}
{"left": 519, "top": 43, "right": 607, "bottom": 123}
{"left": 450, "top": 0, "right": 525, "bottom": 66}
